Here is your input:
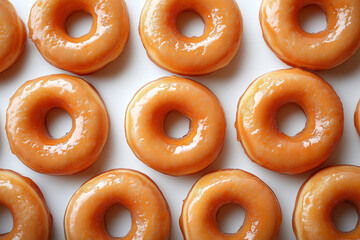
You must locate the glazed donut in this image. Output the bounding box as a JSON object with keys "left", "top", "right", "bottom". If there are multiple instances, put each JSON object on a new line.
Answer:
{"left": 64, "top": 169, "right": 171, "bottom": 240}
{"left": 260, "top": 0, "right": 360, "bottom": 70}
{"left": 0, "top": 169, "right": 52, "bottom": 239}
{"left": 235, "top": 68, "right": 343, "bottom": 174}
{"left": 6, "top": 74, "right": 109, "bottom": 175}
{"left": 125, "top": 76, "right": 226, "bottom": 176}
{"left": 28, "top": 0, "right": 129, "bottom": 75}
{"left": 180, "top": 169, "right": 282, "bottom": 239}
{"left": 293, "top": 165, "right": 360, "bottom": 239}
{"left": 0, "top": 0, "right": 26, "bottom": 73}
{"left": 139, "top": 0, "right": 242, "bottom": 75}
{"left": 355, "top": 99, "right": 360, "bottom": 136}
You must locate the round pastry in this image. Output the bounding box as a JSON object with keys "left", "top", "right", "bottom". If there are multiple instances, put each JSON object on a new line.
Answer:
{"left": 293, "top": 165, "right": 360, "bottom": 239}
{"left": 355, "top": 99, "right": 360, "bottom": 136}
{"left": 180, "top": 169, "right": 282, "bottom": 239}
{"left": 0, "top": 169, "right": 52, "bottom": 239}
{"left": 0, "top": 0, "right": 26, "bottom": 73}
{"left": 125, "top": 76, "right": 226, "bottom": 176}
{"left": 139, "top": 0, "right": 242, "bottom": 75}
{"left": 235, "top": 68, "right": 343, "bottom": 174}
{"left": 260, "top": 0, "right": 360, "bottom": 70}
{"left": 28, "top": 0, "right": 130, "bottom": 75}
{"left": 6, "top": 74, "right": 109, "bottom": 175}
{"left": 64, "top": 169, "right": 171, "bottom": 240}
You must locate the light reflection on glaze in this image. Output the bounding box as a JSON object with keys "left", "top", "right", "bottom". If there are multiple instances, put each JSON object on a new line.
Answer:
{"left": 139, "top": 0, "right": 242, "bottom": 75}
{"left": 0, "top": 180, "right": 14, "bottom": 190}
{"left": 64, "top": 169, "right": 171, "bottom": 240}
{"left": 0, "top": 0, "right": 26, "bottom": 73}
{"left": 180, "top": 170, "right": 282, "bottom": 240}
{"left": 173, "top": 118, "right": 208, "bottom": 154}
{"left": 28, "top": 0, "right": 129, "bottom": 75}
{"left": 294, "top": 166, "right": 360, "bottom": 239}
{"left": 244, "top": 221, "right": 259, "bottom": 240}
{"left": 0, "top": 170, "right": 51, "bottom": 240}
{"left": 265, "top": 1, "right": 280, "bottom": 32}
{"left": 260, "top": 0, "right": 360, "bottom": 70}
{"left": 235, "top": 69, "right": 343, "bottom": 174}
{"left": 5, "top": 74, "right": 109, "bottom": 175}
{"left": 125, "top": 76, "right": 226, "bottom": 176}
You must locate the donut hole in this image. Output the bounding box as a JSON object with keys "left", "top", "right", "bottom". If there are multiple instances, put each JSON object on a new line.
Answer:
{"left": 65, "top": 11, "right": 94, "bottom": 38}
{"left": 298, "top": 5, "right": 327, "bottom": 33}
{"left": 164, "top": 111, "right": 191, "bottom": 139}
{"left": 0, "top": 205, "right": 13, "bottom": 235}
{"left": 217, "top": 203, "right": 245, "bottom": 234}
{"left": 177, "top": 11, "right": 205, "bottom": 37}
{"left": 276, "top": 103, "right": 307, "bottom": 137}
{"left": 105, "top": 205, "right": 132, "bottom": 237}
{"left": 332, "top": 201, "right": 359, "bottom": 233}
{"left": 46, "top": 108, "right": 73, "bottom": 139}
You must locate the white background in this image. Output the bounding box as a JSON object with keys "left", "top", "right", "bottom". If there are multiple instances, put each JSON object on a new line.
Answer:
{"left": 1, "top": 0, "right": 359, "bottom": 239}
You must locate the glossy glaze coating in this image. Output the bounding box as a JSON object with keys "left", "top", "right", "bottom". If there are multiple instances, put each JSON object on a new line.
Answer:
{"left": 0, "top": 169, "right": 52, "bottom": 240}
{"left": 6, "top": 74, "right": 109, "bottom": 175}
{"left": 235, "top": 68, "right": 343, "bottom": 174}
{"left": 355, "top": 99, "right": 360, "bottom": 136}
{"left": 125, "top": 76, "right": 226, "bottom": 176}
{"left": 64, "top": 169, "right": 171, "bottom": 240}
{"left": 139, "top": 0, "right": 242, "bottom": 75}
{"left": 28, "top": 0, "right": 129, "bottom": 75}
{"left": 260, "top": 0, "right": 360, "bottom": 70}
{"left": 180, "top": 169, "right": 282, "bottom": 240}
{"left": 293, "top": 165, "right": 360, "bottom": 239}
{"left": 0, "top": 0, "right": 26, "bottom": 73}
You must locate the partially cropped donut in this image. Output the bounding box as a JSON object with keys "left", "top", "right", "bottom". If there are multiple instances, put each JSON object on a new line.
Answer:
{"left": 0, "top": 0, "right": 26, "bottom": 73}
{"left": 64, "top": 169, "right": 171, "bottom": 240}
{"left": 235, "top": 68, "right": 343, "bottom": 174}
{"left": 125, "top": 76, "right": 226, "bottom": 176}
{"left": 0, "top": 169, "right": 52, "bottom": 239}
{"left": 355, "top": 99, "right": 360, "bottom": 136}
{"left": 28, "top": 0, "right": 129, "bottom": 75}
{"left": 260, "top": 0, "right": 360, "bottom": 70}
{"left": 6, "top": 74, "right": 109, "bottom": 175}
{"left": 139, "top": 0, "right": 242, "bottom": 75}
{"left": 294, "top": 165, "right": 360, "bottom": 239}
{"left": 180, "top": 169, "right": 282, "bottom": 239}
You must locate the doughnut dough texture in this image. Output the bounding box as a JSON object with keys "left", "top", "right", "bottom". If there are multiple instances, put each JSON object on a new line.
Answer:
{"left": 0, "top": 169, "right": 52, "bottom": 240}
{"left": 64, "top": 169, "right": 171, "bottom": 240}
{"left": 6, "top": 74, "right": 109, "bottom": 175}
{"left": 181, "top": 169, "right": 282, "bottom": 239}
{"left": 125, "top": 76, "right": 226, "bottom": 176}
{"left": 0, "top": 0, "right": 26, "bottom": 73}
{"left": 139, "top": 0, "right": 242, "bottom": 75}
{"left": 28, "top": 0, "right": 130, "bottom": 75}
{"left": 260, "top": 0, "right": 360, "bottom": 70}
{"left": 236, "top": 68, "right": 343, "bottom": 174}
{"left": 294, "top": 165, "right": 360, "bottom": 239}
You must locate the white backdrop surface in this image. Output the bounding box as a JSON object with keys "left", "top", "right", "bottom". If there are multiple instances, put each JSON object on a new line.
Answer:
{"left": 1, "top": 0, "right": 359, "bottom": 239}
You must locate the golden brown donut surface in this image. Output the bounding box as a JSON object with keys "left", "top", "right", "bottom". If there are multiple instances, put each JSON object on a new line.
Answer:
{"left": 293, "top": 165, "right": 360, "bottom": 239}
{"left": 180, "top": 169, "right": 282, "bottom": 240}
{"left": 6, "top": 74, "right": 109, "bottom": 175}
{"left": 0, "top": 169, "right": 52, "bottom": 240}
{"left": 235, "top": 68, "right": 343, "bottom": 174}
{"left": 0, "top": 0, "right": 26, "bottom": 73}
{"left": 64, "top": 169, "right": 171, "bottom": 240}
{"left": 260, "top": 0, "right": 360, "bottom": 70}
{"left": 355, "top": 99, "right": 360, "bottom": 136}
{"left": 125, "top": 76, "right": 226, "bottom": 176}
{"left": 139, "top": 0, "right": 242, "bottom": 75}
{"left": 28, "top": 0, "right": 129, "bottom": 75}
